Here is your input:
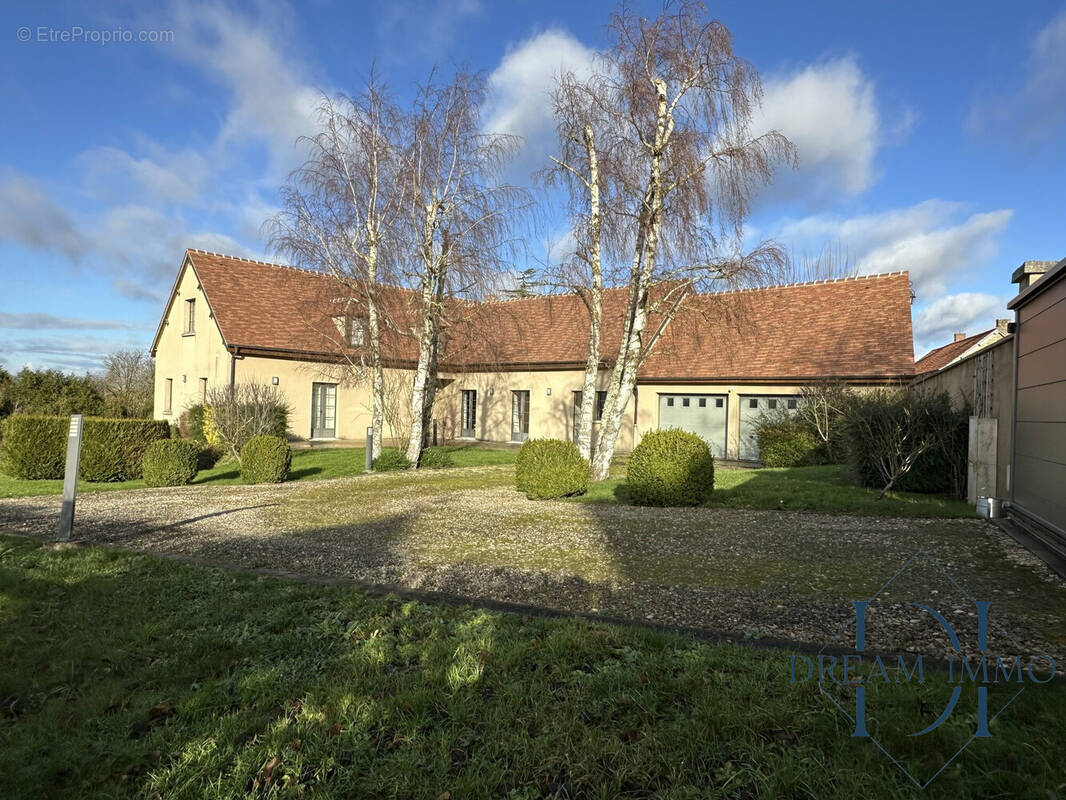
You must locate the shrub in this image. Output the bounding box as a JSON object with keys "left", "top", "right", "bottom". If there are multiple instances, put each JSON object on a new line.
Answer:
{"left": 240, "top": 435, "right": 292, "bottom": 484}
{"left": 514, "top": 439, "right": 589, "bottom": 500}
{"left": 79, "top": 419, "right": 172, "bottom": 482}
{"left": 842, "top": 389, "right": 968, "bottom": 498}
{"left": 204, "top": 384, "right": 291, "bottom": 460}
{"left": 626, "top": 428, "right": 715, "bottom": 507}
{"left": 372, "top": 450, "right": 412, "bottom": 472}
{"left": 180, "top": 404, "right": 208, "bottom": 444}
{"left": 755, "top": 416, "right": 817, "bottom": 467}
{"left": 0, "top": 415, "right": 169, "bottom": 481}
{"left": 0, "top": 416, "right": 67, "bottom": 479}
{"left": 419, "top": 446, "right": 455, "bottom": 469}
{"left": 142, "top": 439, "right": 200, "bottom": 487}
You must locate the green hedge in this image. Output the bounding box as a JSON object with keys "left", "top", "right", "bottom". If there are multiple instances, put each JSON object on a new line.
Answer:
{"left": 755, "top": 417, "right": 817, "bottom": 467}
{"left": 626, "top": 428, "right": 715, "bottom": 507}
{"left": 142, "top": 439, "right": 200, "bottom": 487}
{"left": 240, "top": 435, "right": 292, "bottom": 484}
{"left": 419, "top": 447, "right": 455, "bottom": 469}
{"left": 514, "top": 439, "right": 589, "bottom": 499}
{"left": 0, "top": 416, "right": 170, "bottom": 481}
{"left": 0, "top": 416, "right": 67, "bottom": 479}
{"left": 372, "top": 450, "right": 412, "bottom": 472}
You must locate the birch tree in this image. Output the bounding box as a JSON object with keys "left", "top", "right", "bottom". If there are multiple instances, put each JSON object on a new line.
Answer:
{"left": 272, "top": 81, "right": 404, "bottom": 460}
{"left": 399, "top": 72, "right": 524, "bottom": 466}
{"left": 551, "top": 2, "right": 796, "bottom": 480}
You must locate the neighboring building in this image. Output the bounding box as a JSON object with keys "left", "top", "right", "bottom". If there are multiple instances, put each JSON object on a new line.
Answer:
{"left": 151, "top": 249, "right": 915, "bottom": 460}
{"left": 914, "top": 320, "right": 1011, "bottom": 376}
{"left": 1006, "top": 257, "right": 1066, "bottom": 552}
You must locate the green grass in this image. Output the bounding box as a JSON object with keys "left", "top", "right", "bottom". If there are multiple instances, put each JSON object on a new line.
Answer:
{"left": 574, "top": 464, "right": 975, "bottom": 518}
{"left": 0, "top": 536, "right": 1062, "bottom": 799}
{"left": 0, "top": 445, "right": 518, "bottom": 499}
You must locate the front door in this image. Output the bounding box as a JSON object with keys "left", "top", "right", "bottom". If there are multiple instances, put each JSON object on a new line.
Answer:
{"left": 511, "top": 390, "right": 530, "bottom": 442}
{"left": 461, "top": 389, "right": 477, "bottom": 438}
{"left": 311, "top": 382, "right": 337, "bottom": 439}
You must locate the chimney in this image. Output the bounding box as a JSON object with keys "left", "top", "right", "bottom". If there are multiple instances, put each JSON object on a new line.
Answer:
{"left": 1011, "top": 260, "right": 1056, "bottom": 291}
{"left": 995, "top": 318, "right": 1010, "bottom": 333}
{"left": 953, "top": 332, "right": 967, "bottom": 342}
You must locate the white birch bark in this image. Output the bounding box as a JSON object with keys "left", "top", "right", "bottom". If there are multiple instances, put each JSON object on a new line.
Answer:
{"left": 575, "top": 123, "right": 603, "bottom": 463}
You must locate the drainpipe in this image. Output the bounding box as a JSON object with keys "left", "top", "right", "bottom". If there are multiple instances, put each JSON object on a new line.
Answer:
{"left": 229, "top": 348, "right": 240, "bottom": 387}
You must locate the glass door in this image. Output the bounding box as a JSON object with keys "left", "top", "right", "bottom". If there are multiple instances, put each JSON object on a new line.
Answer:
{"left": 311, "top": 382, "right": 337, "bottom": 438}
{"left": 511, "top": 390, "right": 530, "bottom": 442}
{"left": 461, "top": 389, "right": 477, "bottom": 438}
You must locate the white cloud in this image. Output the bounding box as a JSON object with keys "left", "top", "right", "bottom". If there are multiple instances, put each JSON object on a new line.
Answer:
{"left": 166, "top": 1, "right": 323, "bottom": 175}
{"left": 0, "top": 173, "right": 88, "bottom": 260}
{"left": 752, "top": 57, "right": 882, "bottom": 205}
{"left": 375, "top": 0, "right": 485, "bottom": 57}
{"left": 484, "top": 29, "right": 599, "bottom": 177}
{"left": 775, "top": 199, "right": 1013, "bottom": 297}
{"left": 78, "top": 145, "right": 209, "bottom": 206}
{"left": 0, "top": 312, "right": 148, "bottom": 331}
{"left": 968, "top": 9, "right": 1066, "bottom": 151}
{"left": 913, "top": 292, "right": 1004, "bottom": 354}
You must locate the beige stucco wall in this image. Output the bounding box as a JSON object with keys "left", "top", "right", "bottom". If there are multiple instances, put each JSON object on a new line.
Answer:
{"left": 234, "top": 357, "right": 412, "bottom": 443}
{"left": 435, "top": 369, "right": 636, "bottom": 450}
{"left": 152, "top": 261, "right": 231, "bottom": 422}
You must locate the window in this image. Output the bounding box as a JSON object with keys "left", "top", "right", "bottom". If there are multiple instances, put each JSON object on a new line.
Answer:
{"left": 346, "top": 318, "right": 365, "bottom": 346}
{"left": 698, "top": 398, "right": 706, "bottom": 408}
{"left": 164, "top": 378, "right": 173, "bottom": 414}
{"left": 769, "top": 399, "right": 778, "bottom": 410}
{"left": 511, "top": 390, "right": 530, "bottom": 442}
{"left": 667, "top": 397, "right": 674, "bottom": 407}
{"left": 749, "top": 398, "right": 758, "bottom": 409}
{"left": 199, "top": 378, "right": 208, "bottom": 404}
{"left": 787, "top": 398, "right": 797, "bottom": 410}
{"left": 574, "top": 390, "right": 608, "bottom": 421}
{"left": 715, "top": 398, "right": 724, "bottom": 408}
{"left": 183, "top": 298, "right": 195, "bottom": 334}
{"left": 461, "top": 390, "right": 477, "bottom": 437}
{"left": 682, "top": 397, "right": 690, "bottom": 407}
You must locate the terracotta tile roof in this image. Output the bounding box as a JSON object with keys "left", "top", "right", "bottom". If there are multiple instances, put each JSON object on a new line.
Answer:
{"left": 914, "top": 330, "right": 992, "bottom": 375}
{"left": 161, "top": 250, "right": 914, "bottom": 381}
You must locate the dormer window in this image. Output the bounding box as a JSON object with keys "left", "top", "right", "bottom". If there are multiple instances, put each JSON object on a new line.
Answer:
{"left": 333, "top": 316, "right": 365, "bottom": 347}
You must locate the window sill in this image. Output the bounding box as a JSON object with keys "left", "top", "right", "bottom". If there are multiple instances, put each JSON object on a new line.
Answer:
{"left": 182, "top": 332, "right": 196, "bottom": 337}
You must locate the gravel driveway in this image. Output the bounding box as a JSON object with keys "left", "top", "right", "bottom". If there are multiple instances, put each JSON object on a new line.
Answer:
{"left": 2, "top": 465, "right": 1063, "bottom": 662}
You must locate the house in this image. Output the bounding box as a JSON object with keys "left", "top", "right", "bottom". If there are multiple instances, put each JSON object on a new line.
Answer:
{"left": 914, "top": 320, "right": 1011, "bottom": 376}
{"left": 151, "top": 249, "right": 915, "bottom": 460}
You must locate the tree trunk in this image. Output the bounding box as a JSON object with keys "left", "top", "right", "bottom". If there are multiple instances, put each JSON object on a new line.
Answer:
{"left": 405, "top": 204, "right": 443, "bottom": 467}
{"left": 365, "top": 236, "right": 385, "bottom": 461}
{"left": 589, "top": 80, "right": 670, "bottom": 482}
{"left": 574, "top": 124, "right": 602, "bottom": 463}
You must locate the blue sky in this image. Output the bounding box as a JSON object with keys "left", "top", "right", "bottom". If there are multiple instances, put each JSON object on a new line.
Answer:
{"left": 1, "top": 0, "right": 1064, "bottom": 373}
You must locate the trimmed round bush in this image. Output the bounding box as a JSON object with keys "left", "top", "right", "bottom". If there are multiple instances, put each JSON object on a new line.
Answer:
{"left": 240, "top": 435, "right": 292, "bottom": 484}
{"left": 419, "top": 446, "right": 455, "bottom": 469}
{"left": 0, "top": 415, "right": 169, "bottom": 481}
{"left": 372, "top": 449, "right": 412, "bottom": 472}
{"left": 626, "top": 428, "right": 715, "bottom": 507}
{"left": 756, "top": 418, "right": 817, "bottom": 467}
{"left": 142, "top": 439, "right": 200, "bottom": 487}
{"left": 515, "top": 438, "right": 589, "bottom": 500}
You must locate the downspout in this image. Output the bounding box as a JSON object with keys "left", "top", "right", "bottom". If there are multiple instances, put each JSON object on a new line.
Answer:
{"left": 229, "top": 348, "right": 239, "bottom": 387}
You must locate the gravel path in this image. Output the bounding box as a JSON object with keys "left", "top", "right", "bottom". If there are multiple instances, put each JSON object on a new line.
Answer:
{"left": 2, "top": 465, "right": 1063, "bottom": 662}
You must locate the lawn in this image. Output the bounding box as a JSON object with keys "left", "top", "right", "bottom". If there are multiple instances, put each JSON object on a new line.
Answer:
{"left": 1, "top": 536, "right": 1062, "bottom": 799}
{"left": 0, "top": 444, "right": 518, "bottom": 499}
{"left": 575, "top": 464, "right": 975, "bottom": 518}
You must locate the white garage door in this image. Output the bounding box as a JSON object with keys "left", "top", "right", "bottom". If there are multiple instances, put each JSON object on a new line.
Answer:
{"left": 738, "top": 395, "right": 800, "bottom": 461}
{"left": 658, "top": 394, "right": 728, "bottom": 458}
